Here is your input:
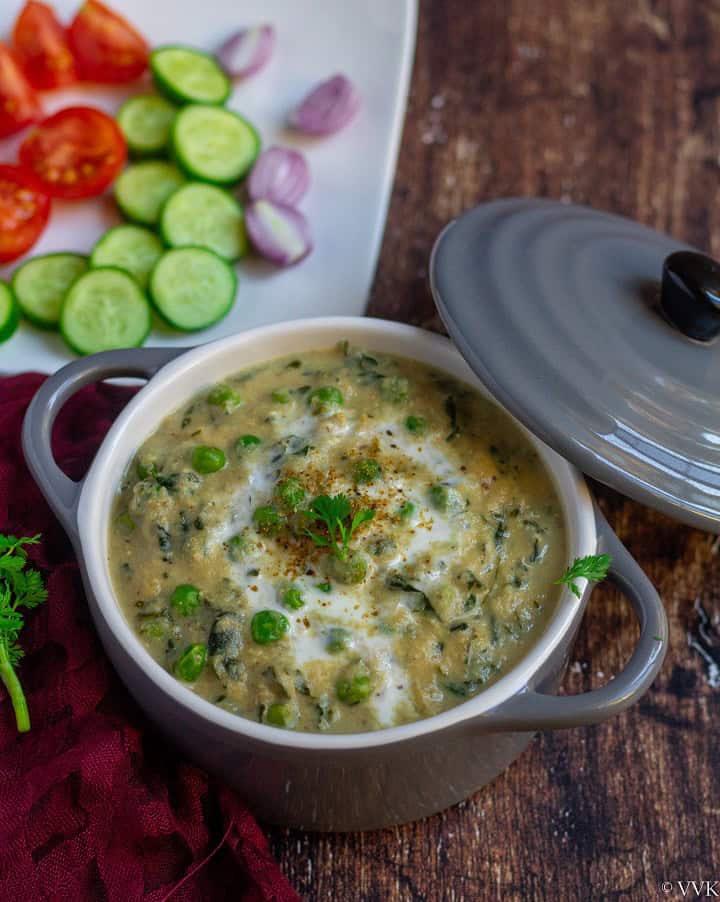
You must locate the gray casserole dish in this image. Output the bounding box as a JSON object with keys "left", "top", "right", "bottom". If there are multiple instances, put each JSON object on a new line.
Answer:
{"left": 22, "top": 318, "right": 666, "bottom": 830}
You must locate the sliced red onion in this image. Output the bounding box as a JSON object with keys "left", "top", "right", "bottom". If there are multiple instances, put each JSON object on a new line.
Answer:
{"left": 290, "top": 74, "right": 360, "bottom": 136}
{"left": 245, "top": 200, "right": 312, "bottom": 266}
{"left": 216, "top": 25, "right": 275, "bottom": 78}
{"left": 248, "top": 146, "right": 310, "bottom": 206}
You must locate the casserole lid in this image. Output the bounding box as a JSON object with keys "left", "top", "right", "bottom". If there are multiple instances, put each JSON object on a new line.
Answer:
{"left": 430, "top": 197, "right": 720, "bottom": 533}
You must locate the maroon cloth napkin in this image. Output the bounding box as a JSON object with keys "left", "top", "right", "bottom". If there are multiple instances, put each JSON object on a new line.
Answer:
{"left": 0, "top": 373, "right": 299, "bottom": 902}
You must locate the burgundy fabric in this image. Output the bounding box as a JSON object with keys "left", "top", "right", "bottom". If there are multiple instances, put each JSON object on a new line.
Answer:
{"left": 0, "top": 373, "right": 299, "bottom": 902}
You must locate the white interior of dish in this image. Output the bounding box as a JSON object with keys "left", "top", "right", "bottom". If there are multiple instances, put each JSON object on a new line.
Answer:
{"left": 77, "top": 317, "right": 596, "bottom": 750}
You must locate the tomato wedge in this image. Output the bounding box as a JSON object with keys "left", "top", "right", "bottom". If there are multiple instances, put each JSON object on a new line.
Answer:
{"left": 69, "top": 0, "right": 148, "bottom": 84}
{"left": 0, "top": 165, "right": 50, "bottom": 263}
{"left": 0, "top": 43, "right": 41, "bottom": 137}
{"left": 19, "top": 106, "right": 127, "bottom": 200}
{"left": 12, "top": 1, "right": 77, "bottom": 90}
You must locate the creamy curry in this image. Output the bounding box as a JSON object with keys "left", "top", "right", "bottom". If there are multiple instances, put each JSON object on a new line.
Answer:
{"left": 109, "top": 344, "right": 566, "bottom": 733}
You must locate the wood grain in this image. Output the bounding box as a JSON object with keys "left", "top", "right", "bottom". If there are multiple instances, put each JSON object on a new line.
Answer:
{"left": 268, "top": 2, "right": 720, "bottom": 897}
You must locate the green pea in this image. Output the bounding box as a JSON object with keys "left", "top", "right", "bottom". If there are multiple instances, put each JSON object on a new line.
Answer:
{"left": 191, "top": 445, "right": 226, "bottom": 474}
{"left": 327, "top": 550, "right": 368, "bottom": 585}
{"left": 336, "top": 672, "right": 372, "bottom": 705}
{"left": 274, "top": 477, "right": 306, "bottom": 512}
{"left": 429, "top": 484, "right": 465, "bottom": 514}
{"left": 271, "top": 388, "right": 291, "bottom": 404}
{"left": 137, "top": 614, "right": 168, "bottom": 639}
{"left": 353, "top": 458, "right": 382, "bottom": 484}
{"left": 253, "top": 505, "right": 283, "bottom": 536}
{"left": 170, "top": 583, "right": 201, "bottom": 616}
{"left": 236, "top": 434, "right": 262, "bottom": 454}
{"left": 115, "top": 512, "right": 136, "bottom": 535}
{"left": 380, "top": 375, "right": 409, "bottom": 404}
{"left": 280, "top": 584, "right": 305, "bottom": 610}
{"left": 207, "top": 383, "right": 243, "bottom": 412}
{"left": 175, "top": 643, "right": 207, "bottom": 681}
{"left": 398, "top": 501, "right": 416, "bottom": 521}
{"left": 405, "top": 415, "right": 427, "bottom": 434}
{"left": 326, "top": 626, "right": 351, "bottom": 653}
{"left": 265, "top": 702, "right": 297, "bottom": 727}
{"left": 308, "top": 385, "right": 343, "bottom": 414}
{"left": 226, "top": 532, "right": 248, "bottom": 560}
{"left": 251, "top": 610, "right": 290, "bottom": 644}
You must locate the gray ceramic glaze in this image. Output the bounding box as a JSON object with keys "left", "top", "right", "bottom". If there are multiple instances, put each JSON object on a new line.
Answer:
{"left": 430, "top": 197, "right": 720, "bottom": 533}
{"left": 21, "top": 319, "right": 667, "bottom": 830}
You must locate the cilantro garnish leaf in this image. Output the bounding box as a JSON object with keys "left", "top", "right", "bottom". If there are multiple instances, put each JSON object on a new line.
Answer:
{"left": 555, "top": 553, "right": 612, "bottom": 599}
{"left": 0, "top": 534, "right": 47, "bottom": 733}
{"left": 301, "top": 494, "right": 374, "bottom": 560}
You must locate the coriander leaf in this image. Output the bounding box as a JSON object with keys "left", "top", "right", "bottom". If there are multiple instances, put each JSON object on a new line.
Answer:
{"left": 15, "top": 568, "right": 48, "bottom": 608}
{"left": 304, "top": 530, "right": 331, "bottom": 548}
{"left": 346, "top": 508, "right": 374, "bottom": 539}
{"left": 0, "top": 606, "right": 23, "bottom": 632}
{"left": 350, "top": 509, "right": 375, "bottom": 532}
{"left": 555, "top": 553, "right": 612, "bottom": 599}
{"left": 0, "top": 535, "right": 39, "bottom": 553}
{"left": 0, "top": 555, "right": 26, "bottom": 572}
{"left": 300, "top": 494, "right": 374, "bottom": 559}
{"left": 0, "top": 533, "right": 47, "bottom": 733}
{"left": 323, "top": 495, "right": 350, "bottom": 523}
{"left": 6, "top": 641, "right": 23, "bottom": 666}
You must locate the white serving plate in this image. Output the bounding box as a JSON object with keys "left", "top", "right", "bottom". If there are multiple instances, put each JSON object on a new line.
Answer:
{"left": 0, "top": 0, "right": 417, "bottom": 373}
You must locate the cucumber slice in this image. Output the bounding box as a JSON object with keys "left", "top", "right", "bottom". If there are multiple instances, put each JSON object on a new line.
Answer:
{"left": 149, "top": 247, "right": 236, "bottom": 332}
{"left": 60, "top": 267, "right": 151, "bottom": 355}
{"left": 172, "top": 105, "right": 260, "bottom": 185}
{"left": 151, "top": 46, "right": 231, "bottom": 105}
{"left": 117, "top": 94, "right": 177, "bottom": 157}
{"left": 114, "top": 161, "right": 185, "bottom": 225}
{"left": 0, "top": 283, "right": 19, "bottom": 343}
{"left": 160, "top": 183, "right": 247, "bottom": 261}
{"left": 90, "top": 225, "right": 164, "bottom": 289}
{"left": 12, "top": 253, "right": 88, "bottom": 329}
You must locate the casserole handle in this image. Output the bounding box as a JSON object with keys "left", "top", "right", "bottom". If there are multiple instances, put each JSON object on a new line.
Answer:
{"left": 22, "top": 347, "right": 186, "bottom": 540}
{"left": 485, "top": 506, "right": 667, "bottom": 729}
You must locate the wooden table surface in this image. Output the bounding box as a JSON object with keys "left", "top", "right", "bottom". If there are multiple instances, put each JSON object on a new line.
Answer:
{"left": 268, "top": 2, "right": 720, "bottom": 898}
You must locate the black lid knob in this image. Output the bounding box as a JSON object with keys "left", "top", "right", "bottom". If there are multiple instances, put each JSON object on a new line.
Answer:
{"left": 661, "top": 250, "right": 720, "bottom": 341}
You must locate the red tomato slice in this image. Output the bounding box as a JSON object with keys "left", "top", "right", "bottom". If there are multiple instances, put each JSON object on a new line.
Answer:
{"left": 12, "top": 1, "right": 77, "bottom": 90}
{"left": 0, "top": 165, "right": 50, "bottom": 263}
{"left": 19, "top": 106, "right": 127, "bottom": 200}
{"left": 0, "top": 43, "right": 41, "bottom": 138}
{"left": 69, "top": 0, "right": 148, "bottom": 84}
